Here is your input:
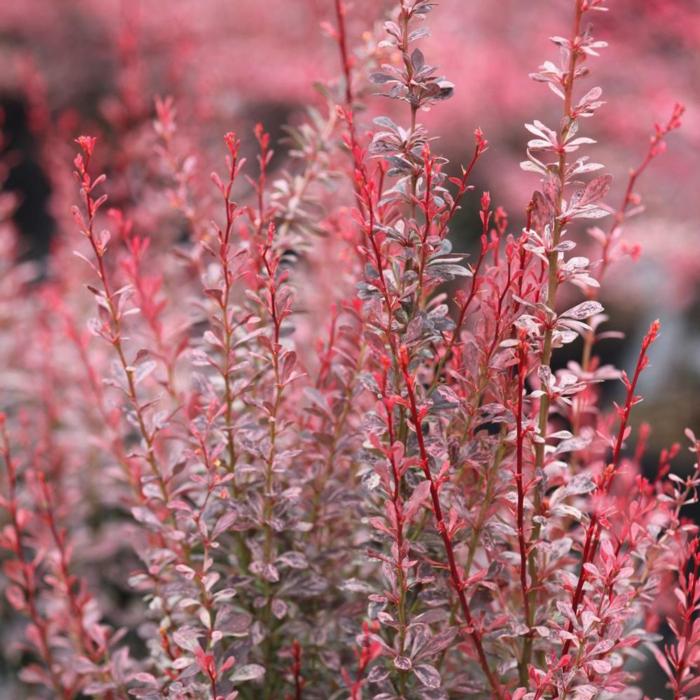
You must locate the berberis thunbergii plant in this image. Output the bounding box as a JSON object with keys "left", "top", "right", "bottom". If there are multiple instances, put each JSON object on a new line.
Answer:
{"left": 0, "top": 0, "right": 696, "bottom": 698}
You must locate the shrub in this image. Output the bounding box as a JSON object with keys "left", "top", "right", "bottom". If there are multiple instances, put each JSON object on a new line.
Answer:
{"left": 0, "top": 1, "right": 696, "bottom": 698}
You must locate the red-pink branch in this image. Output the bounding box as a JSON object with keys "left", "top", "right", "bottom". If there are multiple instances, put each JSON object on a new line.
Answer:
{"left": 399, "top": 349, "right": 503, "bottom": 698}
{"left": 561, "top": 320, "right": 660, "bottom": 659}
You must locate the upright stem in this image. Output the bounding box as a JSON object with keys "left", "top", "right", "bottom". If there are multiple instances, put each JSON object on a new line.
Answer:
{"left": 560, "top": 321, "right": 659, "bottom": 659}
{"left": 332, "top": 0, "right": 369, "bottom": 224}
{"left": 380, "top": 368, "right": 409, "bottom": 694}
{"left": 515, "top": 338, "right": 532, "bottom": 684}
{"left": 523, "top": 0, "right": 584, "bottom": 674}
{"left": 78, "top": 158, "right": 170, "bottom": 504}
{"left": 574, "top": 104, "right": 684, "bottom": 430}
{"left": 219, "top": 135, "right": 242, "bottom": 480}
{"left": 400, "top": 351, "right": 502, "bottom": 698}
{"left": 291, "top": 639, "right": 304, "bottom": 700}
{"left": 261, "top": 242, "right": 283, "bottom": 566}
{"left": 0, "top": 422, "right": 70, "bottom": 699}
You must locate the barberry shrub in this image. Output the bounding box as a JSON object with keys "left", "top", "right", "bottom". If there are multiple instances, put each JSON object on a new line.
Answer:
{"left": 0, "top": 1, "right": 696, "bottom": 698}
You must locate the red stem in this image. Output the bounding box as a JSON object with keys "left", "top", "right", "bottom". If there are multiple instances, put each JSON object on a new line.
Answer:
{"left": 0, "top": 421, "right": 71, "bottom": 699}
{"left": 597, "top": 104, "right": 684, "bottom": 284}
{"left": 561, "top": 321, "right": 660, "bottom": 658}
{"left": 292, "top": 639, "right": 304, "bottom": 700}
{"left": 515, "top": 338, "right": 532, "bottom": 626}
{"left": 399, "top": 351, "right": 502, "bottom": 697}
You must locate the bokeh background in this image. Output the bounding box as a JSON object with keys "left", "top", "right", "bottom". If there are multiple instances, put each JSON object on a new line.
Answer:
{"left": 0, "top": 0, "right": 697, "bottom": 695}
